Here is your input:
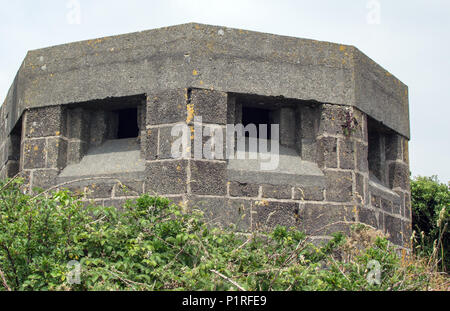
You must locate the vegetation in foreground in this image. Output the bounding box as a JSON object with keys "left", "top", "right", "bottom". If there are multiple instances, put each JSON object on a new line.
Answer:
{"left": 0, "top": 177, "right": 448, "bottom": 291}
{"left": 411, "top": 176, "right": 449, "bottom": 272}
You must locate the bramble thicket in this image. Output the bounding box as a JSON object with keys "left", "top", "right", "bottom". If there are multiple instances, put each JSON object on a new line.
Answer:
{"left": 0, "top": 176, "right": 448, "bottom": 291}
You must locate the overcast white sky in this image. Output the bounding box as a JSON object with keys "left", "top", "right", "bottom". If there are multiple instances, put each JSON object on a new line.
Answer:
{"left": 0, "top": 0, "right": 449, "bottom": 182}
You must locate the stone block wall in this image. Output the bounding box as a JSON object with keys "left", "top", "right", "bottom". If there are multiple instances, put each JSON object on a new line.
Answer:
{"left": 0, "top": 87, "right": 412, "bottom": 248}
{"left": 0, "top": 104, "right": 22, "bottom": 180}
{"left": 142, "top": 88, "right": 411, "bottom": 248}
{"left": 20, "top": 105, "right": 68, "bottom": 191}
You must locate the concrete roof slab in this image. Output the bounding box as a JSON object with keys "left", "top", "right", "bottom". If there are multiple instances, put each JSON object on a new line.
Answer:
{"left": 1, "top": 23, "right": 410, "bottom": 138}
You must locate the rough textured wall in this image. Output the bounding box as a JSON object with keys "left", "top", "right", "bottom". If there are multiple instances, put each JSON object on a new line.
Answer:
{"left": 0, "top": 24, "right": 412, "bottom": 249}
{"left": 0, "top": 87, "right": 411, "bottom": 249}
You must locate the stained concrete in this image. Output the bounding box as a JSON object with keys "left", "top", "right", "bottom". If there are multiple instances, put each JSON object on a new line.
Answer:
{"left": 0, "top": 24, "right": 412, "bottom": 248}
{"left": 60, "top": 138, "right": 145, "bottom": 177}
{"left": 227, "top": 138, "right": 324, "bottom": 186}
{"left": 1, "top": 23, "right": 409, "bottom": 139}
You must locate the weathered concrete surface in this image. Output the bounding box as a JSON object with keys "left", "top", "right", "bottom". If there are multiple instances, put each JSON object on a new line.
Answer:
{"left": 60, "top": 138, "right": 145, "bottom": 177}
{"left": 227, "top": 137, "right": 324, "bottom": 186}
{"left": 1, "top": 23, "right": 409, "bottom": 139}
{"left": 0, "top": 24, "right": 412, "bottom": 249}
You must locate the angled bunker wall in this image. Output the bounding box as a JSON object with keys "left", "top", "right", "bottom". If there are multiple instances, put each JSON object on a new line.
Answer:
{"left": 0, "top": 23, "right": 412, "bottom": 248}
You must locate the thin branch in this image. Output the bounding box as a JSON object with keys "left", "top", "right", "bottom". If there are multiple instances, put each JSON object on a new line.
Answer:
{"left": 267, "top": 221, "right": 377, "bottom": 290}
{"left": 328, "top": 256, "right": 351, "bottom": 285}
{"left": 142, "top": 228, "right": 196, "bottom": 260}
{"left": 0, "top": 173, "right": 20, "bottom": 192}
{"left": 31, "top": 177, "right": 123, "bottom": 200}
{"left": 88, "top": 215, "right": 107, "bottom": 225}
{"left": 210, "top": 269, "right": 246, "bottom": 291}
{"left": 0, "top": 267, "right": 11, "bottom": 291}
{"left": 0, "top": 243, "right": 19, "bottom": 289}
{"left": 231, "top": 234, "right": 253, "bottom": 255}
{"left": 102, "top": 267, "right": 151, "bottom": 290}
{"left": 236, "top": 267, "right": 289, "bottom": 278}
{"left": 268, "top": 238, "right": 309, "bottom": 290}
{"left": 166, "top": 240, "right": 192, "bottom": 269}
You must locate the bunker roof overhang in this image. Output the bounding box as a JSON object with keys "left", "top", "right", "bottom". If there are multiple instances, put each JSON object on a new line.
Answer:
{"left": 2, "top": 22, "right": 410, "bottom": 139}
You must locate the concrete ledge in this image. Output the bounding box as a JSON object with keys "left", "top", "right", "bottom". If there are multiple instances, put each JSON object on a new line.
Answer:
{"left": 227, "top": 140, "right": 324, "bottom": 187}
{"left": 227, "top": 169, "right": 324, "bottom": 187}
{"left": 369, "top": 179, "right": 401, "bottom": 203}
{"left": 59, "top": 138, "right": 145, "bottom": 177}
{"left": 56, "top": 171, "right": 145, "bottom": 185}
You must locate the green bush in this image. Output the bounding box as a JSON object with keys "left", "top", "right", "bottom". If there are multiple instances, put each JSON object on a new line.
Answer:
{"left": 0, "top": 177, "right": 447, "bottom": 291}
{"left": 411, "top": 176, "right": 449, "bottom": 272}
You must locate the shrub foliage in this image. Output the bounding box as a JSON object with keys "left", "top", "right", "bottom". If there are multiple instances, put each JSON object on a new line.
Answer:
{"left": 0, "top": 177, "right": 448, "bottom": 291}
{"left": 411, "top": 176, "right": 449, "bottom": 272}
